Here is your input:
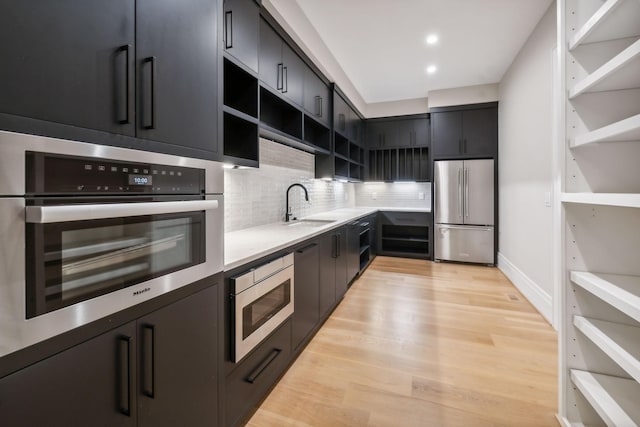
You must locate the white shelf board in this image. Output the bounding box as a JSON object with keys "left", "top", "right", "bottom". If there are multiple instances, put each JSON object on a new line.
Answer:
{"left": 571, "top": 370, "right": 640, "bottom": 427}
{"left": 569, "top": 39, "right": 640, "bottom": 98}
{"left": 571, "top": 114, "right": 640, "bottom": 147}
{"left": 562, "top": 193, "right": 640, "bottom": 208}
{"left": 574, "top": 316, "right": 640, "bottom": 383}
{"left": 569, "top": 0, "right": 640, "bottom": 50}
{"left": 570, "top": 271, "right": 640, "bottom": 323}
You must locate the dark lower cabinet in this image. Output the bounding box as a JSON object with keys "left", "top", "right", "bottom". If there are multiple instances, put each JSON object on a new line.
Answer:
{"left": 319, "top": 227, "right": 348, "bottom": 315}
{"left": 292, "top": 242, "right": 320, "bottom": 351}
{"left": 346, "top": 221, "right": 361, "bottom": 283}
{"left": 0, "top": 285, "right": 219, "bottom": 427}
{"left": 378, "top": 211, "right": 432, "bottom": 260}
{"left": 335, "top": 227, "right": 349, "bottom": 300}
{"left": 224, "top": 320, "right": 292, "bottom": 427}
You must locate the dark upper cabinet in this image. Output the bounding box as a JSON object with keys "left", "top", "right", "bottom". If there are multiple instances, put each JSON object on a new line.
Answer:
{"left": 431, "top": 105, "right": 497, "bottom": 159}
{"left": 223, "top": 0, "right": 259, "bottom": 72}
{"left": 136, "top": 0, "right": 219, "bottom": 156}
{"left": 0, "top": 0, "right": 136, "bottom": 137}
{"left": 333, "top": 93, "right": 350, "bottom": 137}
{"left": 0, "top": 0, "right": 220, "bottom": 160}
{"left": 303, "top": 68, "right": 330, "bottom": 127}
{"left": 366, "top": 115, "right": 429, "bottom": 149}
{"left": 259, "top": 19, "right": 303, "bottom": 106}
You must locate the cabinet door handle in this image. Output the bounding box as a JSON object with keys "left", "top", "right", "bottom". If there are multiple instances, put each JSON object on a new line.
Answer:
{"left": 339, "top": 113, "right": 345, "bottom": 131}
{"left": 142, "top": 324, "right": 155, "bottom": 398}
{"left": 118, "top": 45, "right": 132, "bottom": 125}
{"left": 463, "top": 138, "right": 467, "bottom": 153}
{"left": 332, "top": 234, "right": 338, "bottom": 258}
{"left": 224, "top": 11, "right": 233, "bottom": 49}
{"left": 118, "top": 335, "right": 132, "bottom": 417}
{"left": 315, "top": 95, "right": 322, "bottom": 117}
{"left": 246, "top": 349, "right": 282, "bottom": 384}
{"left": 283, "top": 66, "right": 288, "bottom": 93}
{"left": 277, "top": 63, "right": 283, "bottom": 91}
{"left": 336, "top": 234, "right": 341, "bottom": 257}
{"left": 297, "top": 242, "right": 318, "bottom": 254}
{"left": 143, "top": 56, "right": 157, "bottom": 129}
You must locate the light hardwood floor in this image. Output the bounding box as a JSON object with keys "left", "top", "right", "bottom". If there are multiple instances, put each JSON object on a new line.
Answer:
{"left": 247, "top": 257, "right": 558, "bottom": 427}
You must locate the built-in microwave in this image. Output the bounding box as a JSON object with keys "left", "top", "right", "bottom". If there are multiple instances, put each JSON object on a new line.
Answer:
{"left": 0, "top": 130, "right": 223, "bottom": 358}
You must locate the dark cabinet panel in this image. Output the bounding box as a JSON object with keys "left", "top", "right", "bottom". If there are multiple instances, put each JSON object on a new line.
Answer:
{"left": 137, "top": 286, "right": 218, "bottom": 427}
{"left": 413, "top": 117, "right": 430, "bottom": 147}
{"left": 303, "top": 68, "right": 330, "bottom": 127}
{"left": 335, "top": 227, "right": 349, "bottom": 300}
{"left": 346, "top": 222, "right": 361, "bottom": 283}
{"left": 136, "top": 0, "right": 219, "bottom": 155}
{"left": 281, "top": 43, "right": 304, "bottom": 107}
{"left": 223, "top": 0, "right": 259, "bottom": 72}
{"left": 431, "top": 105, "right": 497, "bottom": 159}
{"left": 292, "top": 242, "right": 320, "bottom": 351}
{"left": 0, "top": 322, "right": 138, "bottom": 427}
{"left": 462, "top": 107, "right": 498, "bottom": 157}
{"left": 368, "top": 116, "right": 430, "bottom": 150}
{"left": 225, "top": 320, "right": 292, "bottom": 427}
{"left": 0, "top": 0, "right": 135, "bottom": 137}
{"left": 334, "top": 94, "right": 350, "bottom": 137}
{"left": 258, "top": 19, "right": 282, "bottom": 93}
{"left": 319, "top": 232, "right": 337, "bottom": 316}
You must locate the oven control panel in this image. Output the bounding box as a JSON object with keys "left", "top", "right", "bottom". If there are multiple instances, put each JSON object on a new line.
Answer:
{"left": 26, "top": 152, "right": 205, "bottom": 195}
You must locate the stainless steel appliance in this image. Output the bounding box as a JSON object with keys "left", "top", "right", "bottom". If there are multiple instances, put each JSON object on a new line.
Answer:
{"left": 0, "top": 130, "right": 223, "bottom": 358}
{"left": 434, "top": 159, "right": 494, "bottom": 264}
{"left": 231, "top": 253, "right": 294, "bottom": 362}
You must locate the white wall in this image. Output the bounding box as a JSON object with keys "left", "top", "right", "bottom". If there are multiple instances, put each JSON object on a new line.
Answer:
{"left": 497, "top": 2, "right": 556, "bottom": 326}
{"left": 366, "top": 98, "right": 429, "bottom": 118}
{"left": 428, "top": 84, "right": 499, "bottom": 109}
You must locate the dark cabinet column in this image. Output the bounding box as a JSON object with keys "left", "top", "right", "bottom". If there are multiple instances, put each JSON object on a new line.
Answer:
{"left": 137, "top": 286, "right": 219, "bottom": 427}
{"left": 259, "top": 19, "right": 283, "bottom": 94}
{"left": 0, "top": 322, "right": 138, "bottom": 427}
{"left": 136, "top": 0, "right": 219, "bottom": 155}
{"left": 0, "top": 0, "right": 135, "bottom": 136}
{"left": 223, "top": 0, "right": 259, "bottom": 72}
{"left": 292, "top": 242, "right": 320, "bottom": 351}
{"left": 432, "top": 111, "right": 463, "bottom": 158}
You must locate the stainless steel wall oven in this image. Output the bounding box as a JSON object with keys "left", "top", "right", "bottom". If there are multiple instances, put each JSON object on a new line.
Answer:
{"left": 0, "top": 131, "right": 223, "bottom": 358}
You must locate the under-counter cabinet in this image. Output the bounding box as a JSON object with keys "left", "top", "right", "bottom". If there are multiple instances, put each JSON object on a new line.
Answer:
{"left": 319, "top": 228, "right": 349, "bottom": 316}
{"left": 0, "top": 0, "right": 220, "bottom": 160}
{"left": 292, "top": 242, "right": 321, "bottom": 351}
{"left": 0, "top": 285, "right": 220, "bottom": 427}
{"left": 559, "top": 0, "right": 640, "bottom": 425}
{"left": 431, "top": 103, "right": 497, "bottom": 159}
{"left": 223, "top": 0, "right": 259, "bottom": 73}
{"left": 378, "top": 211, "right": 432, "bottom": 259}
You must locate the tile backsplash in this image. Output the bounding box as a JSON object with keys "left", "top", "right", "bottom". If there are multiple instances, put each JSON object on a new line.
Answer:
{"left": 224, "top": 138, "right": 432, "bottom": 232}
{"left": 354, "top": 181, "right": 431, "bottom": 209}
{"left": 224, "top": 138, "right": 356, "bottom": 232}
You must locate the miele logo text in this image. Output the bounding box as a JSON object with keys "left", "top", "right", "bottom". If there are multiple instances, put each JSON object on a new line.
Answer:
{"left": 133, "top": 287, "right": 151, "bottom": 296}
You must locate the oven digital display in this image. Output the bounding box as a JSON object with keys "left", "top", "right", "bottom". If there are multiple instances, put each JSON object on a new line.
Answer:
{"left": 128, "top": 174, "right": 153, "bottom": 186}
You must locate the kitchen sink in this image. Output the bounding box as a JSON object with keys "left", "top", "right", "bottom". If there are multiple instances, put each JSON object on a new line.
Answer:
{"left": 283, "top": 219, "right": 335, "bottom": 227}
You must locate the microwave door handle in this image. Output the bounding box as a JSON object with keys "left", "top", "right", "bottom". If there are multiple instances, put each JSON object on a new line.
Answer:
{"left": 25, "top": 200, "right": 219, "bottom": 224}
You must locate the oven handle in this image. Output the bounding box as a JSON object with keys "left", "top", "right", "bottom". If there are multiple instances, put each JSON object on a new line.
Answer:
{"left": 25, "top": 200, "right": 219, "bottom": 224}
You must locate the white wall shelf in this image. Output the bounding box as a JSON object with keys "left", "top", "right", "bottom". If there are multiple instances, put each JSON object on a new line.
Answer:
{"left": 569, "top": 0, "right": 640, "bottom": 50}
{"left": 570, "top": 370, "right": 640, "bottom": 426}
{"left": 569, "top": 39, "right": 640, "bottom": 98}
{"left": 570, "top": 272, "right": 640, "bottom": 322}
{"left": 561, "top": 192, "right": 640, "bottom": 208}
{"left": 573, "top": 316, "right": 640, "bottom": 382}
{"left": 570, "top": 114, "right": 640, "bottom": 147}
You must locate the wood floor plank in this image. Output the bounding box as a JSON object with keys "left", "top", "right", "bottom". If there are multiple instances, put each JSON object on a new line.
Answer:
{"left": 247, "top": 257, "right": 558, "bottom": 426}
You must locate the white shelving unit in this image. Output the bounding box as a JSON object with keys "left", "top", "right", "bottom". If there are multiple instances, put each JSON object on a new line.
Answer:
{"left": 559, "top": 0, "right": 640, "bottom": 426}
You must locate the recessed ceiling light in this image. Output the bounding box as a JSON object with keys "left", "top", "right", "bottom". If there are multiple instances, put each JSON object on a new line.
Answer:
{"left": 426, "top": 34, "right": 439, "bottom": 45}
{"left": 426, "top": 65, "right": 437, "bottom": 74}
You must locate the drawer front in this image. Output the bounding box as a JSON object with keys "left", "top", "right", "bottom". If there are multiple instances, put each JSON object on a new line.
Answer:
{"left": 379, "top": 211, "right": 429, "bottom": 226}
{"left": 435, "top": 224, "right": 494, "bottom": 264}
{"left": 224, "top": 319, "right": 292, "bottom": 427}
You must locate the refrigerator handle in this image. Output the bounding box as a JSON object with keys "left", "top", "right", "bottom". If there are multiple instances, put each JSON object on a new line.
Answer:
{"left": 457, "top": 168, "right": 463, "bottom": 219}
{"left": 464, "top": 168, "right": 470, "bottom": 218}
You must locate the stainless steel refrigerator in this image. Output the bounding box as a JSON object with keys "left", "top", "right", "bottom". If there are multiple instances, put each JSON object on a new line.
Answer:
{"left": 434, "top": 159, "right": 494, "bottom": 264}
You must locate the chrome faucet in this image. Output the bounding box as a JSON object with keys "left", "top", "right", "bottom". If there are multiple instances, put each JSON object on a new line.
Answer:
{"left": 285, "top": 183, "right": 309, "bottom": 222}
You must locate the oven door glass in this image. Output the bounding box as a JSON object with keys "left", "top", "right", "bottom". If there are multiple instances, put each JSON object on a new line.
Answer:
{"left": 242, "top": 279, "right": 291, "bottom": 339}
{"left": 26, "top": 211, "right": 205, "bottom": 318}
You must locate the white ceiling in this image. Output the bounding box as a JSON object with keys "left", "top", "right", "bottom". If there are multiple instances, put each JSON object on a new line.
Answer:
{"left": 272, "top": 0, "right": 553, "bottom": 104}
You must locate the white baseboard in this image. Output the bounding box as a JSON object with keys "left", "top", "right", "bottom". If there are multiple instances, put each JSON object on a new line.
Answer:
{"left": 497, "top": 252, "right": 555, "bottom": 328}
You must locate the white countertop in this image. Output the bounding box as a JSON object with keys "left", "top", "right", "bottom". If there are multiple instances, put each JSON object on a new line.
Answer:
{"left": 224, "top": 207, "right": 431, "bottom": 271}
